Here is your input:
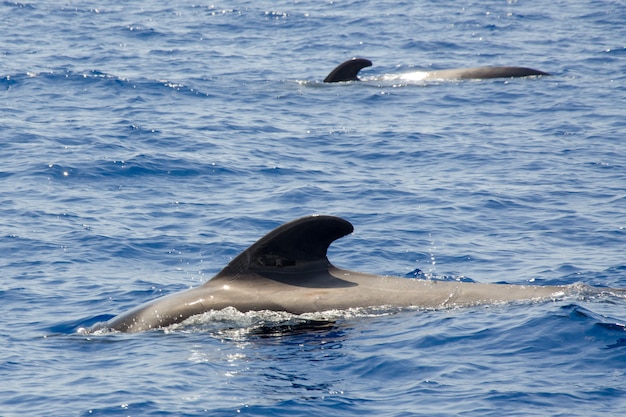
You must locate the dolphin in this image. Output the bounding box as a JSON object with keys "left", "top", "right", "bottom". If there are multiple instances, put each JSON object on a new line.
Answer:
{"left": 323, "top": 58, "right": 549, "bottom": 82}
{"left": 94, "top": 215, "right": 614, "bottom": 333}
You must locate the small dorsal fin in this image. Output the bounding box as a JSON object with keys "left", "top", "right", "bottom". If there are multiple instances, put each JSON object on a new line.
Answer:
{"left": 324, "top": 58, "right": 373, "bottom": 83}
{"left": 211, "top": 215, "right": 354, "bottom": 280}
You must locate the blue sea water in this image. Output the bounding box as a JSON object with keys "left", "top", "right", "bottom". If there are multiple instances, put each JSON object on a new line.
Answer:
{"left": 2, "top": 0, "right": 626, "bottom": 415}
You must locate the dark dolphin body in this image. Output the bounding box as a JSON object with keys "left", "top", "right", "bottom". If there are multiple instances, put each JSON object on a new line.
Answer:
{"left": 323, "top": 58, "right": 549, "bottom": 82}
{"left": 94, "top": 215, "right": 621, "bottom": 333}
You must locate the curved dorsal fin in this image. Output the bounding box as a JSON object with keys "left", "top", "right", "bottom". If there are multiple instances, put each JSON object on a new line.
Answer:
{"left": 211, "top": 215, "right": 354, "bottom": 280}
{"left": 323, "top": 58, "right": 372, "bottom": 83}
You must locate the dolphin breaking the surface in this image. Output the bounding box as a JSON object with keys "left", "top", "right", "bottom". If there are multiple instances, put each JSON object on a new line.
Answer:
{"left": 323, "top": 57, "right": 549, "bottom": 83}
{"left": 93, "top": 215, "right": 620, "bottom": 333}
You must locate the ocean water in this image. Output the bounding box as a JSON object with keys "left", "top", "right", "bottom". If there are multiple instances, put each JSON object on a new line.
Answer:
{"left": 2, "top": 0, "right": 626, "bottom": 415}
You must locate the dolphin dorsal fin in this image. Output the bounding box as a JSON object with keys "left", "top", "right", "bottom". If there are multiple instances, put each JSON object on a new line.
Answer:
{"left": 211, "top": 215, "right": 354, "bottom": 280}
{"left": 324, "top": 58, "right": 373, "bottom": 83}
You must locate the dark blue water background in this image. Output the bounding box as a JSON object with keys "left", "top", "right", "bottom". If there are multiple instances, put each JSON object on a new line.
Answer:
{"left": 2, "top": 1, "right": 626, "bottom": 415}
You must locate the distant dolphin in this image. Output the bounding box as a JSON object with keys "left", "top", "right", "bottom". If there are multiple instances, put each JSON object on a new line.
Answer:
{"left": 94, "top": 215, "right": 620, "bottom": 333}
{"left": 323, "top": 58, "right": 549, "bottom": 82}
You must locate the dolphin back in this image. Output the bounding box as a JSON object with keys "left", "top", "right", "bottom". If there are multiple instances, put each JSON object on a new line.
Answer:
{"left": 429, "top": 66, "right": 549, "bottom": 79}
{"left": 324, "top": 58, "right": 549, "bottom": 82}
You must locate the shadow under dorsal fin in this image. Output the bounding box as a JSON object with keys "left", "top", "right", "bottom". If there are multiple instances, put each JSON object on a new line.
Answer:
{"left": 211, "top": 215, "right": 354, "bottom": 282}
